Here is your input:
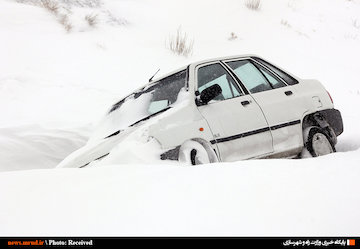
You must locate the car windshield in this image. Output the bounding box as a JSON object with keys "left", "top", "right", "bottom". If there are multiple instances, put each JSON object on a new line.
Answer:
{"left": 107, "top": 69, "right": 187, "bottom": 129}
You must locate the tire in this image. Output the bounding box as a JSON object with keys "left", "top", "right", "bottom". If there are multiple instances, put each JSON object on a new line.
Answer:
{"left": 305, "top": 127, "right": 336, "bottom": 157}
{"left": 178, "top": 140, "right": 218, "bottom": 165}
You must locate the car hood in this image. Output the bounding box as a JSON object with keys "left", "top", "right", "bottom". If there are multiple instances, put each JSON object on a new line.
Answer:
{"left": 57, "top": 91, "right": 192, "bottom": 168}
{"left": 56, "top": 126, "right": 138, "bottom": 168}
{"left": 56, "top": 107, "right": 175, "bottom": 168}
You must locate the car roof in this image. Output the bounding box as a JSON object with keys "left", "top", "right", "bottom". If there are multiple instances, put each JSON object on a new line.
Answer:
{"left": 189, "top": 54, "right": 258, "bottom": 67}
{"left": 152, "top": 54, "right": 259, "bottom": 82}
{"left": 132, "top": 54, "right": 270, "bottom": 96}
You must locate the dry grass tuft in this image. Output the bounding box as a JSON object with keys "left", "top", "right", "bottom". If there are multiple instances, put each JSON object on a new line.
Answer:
{"left": 281, "top": 19, "right": 291, "bottom": 28}
{"left": 352, "top": 19, "right": 360, "bottom": 29}
{"left": 167, "top": 26, "right": 194, "bottom": 57}
{"left": 228, "top": 32, "right": 238, "bottom": 41}
{"left": 245, "top": 0, "right": 261, "bottom": 10}
{"left": 41, "top": 0, "right": 59, "bottom": 14}
{"left": 85, "top": 13, "right": 98, "bottom": 27}
{"left": 58, "top": 14, "right": 73, "bottom": 32}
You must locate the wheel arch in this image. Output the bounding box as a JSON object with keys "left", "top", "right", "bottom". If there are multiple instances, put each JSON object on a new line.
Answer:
{"left": 160, "top": 137, "right": 219, "bottom": 162}
{"left": 190, "top": 138, "right": 219, "bottom": 162}
{"left": 301, "top": 109, "right": 342, "bottom": 146}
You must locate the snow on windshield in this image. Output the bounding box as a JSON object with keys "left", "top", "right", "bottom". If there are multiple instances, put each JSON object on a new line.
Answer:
{"left": 89, "top": 69, "right": 188, "bottom": 142}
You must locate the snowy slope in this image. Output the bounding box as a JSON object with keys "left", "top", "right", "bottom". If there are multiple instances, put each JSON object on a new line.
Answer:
{"left": 0, "top": 0, "right": 360, "bottom": 236}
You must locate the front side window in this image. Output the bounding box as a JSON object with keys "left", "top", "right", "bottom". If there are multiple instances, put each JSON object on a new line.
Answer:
{"left": 226, "top": 60, "right": 273, "bottom": 94}
{"left": 197, "top": 63, "right": 242, "bottom": 102}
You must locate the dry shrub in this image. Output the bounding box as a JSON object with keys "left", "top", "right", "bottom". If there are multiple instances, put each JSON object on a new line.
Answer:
{"left": 41, "top": 0, "right": 73, "bottom": 32}
{"left": 85, "top": 14, "right": 98, "bottom": 27}
{"left": 69, "top": 0, "right": 102, "bottom": 8}
{"left": 41, "top": 0, "right": 59, "bottom": 14}
{"left": 281, "top": 19, "right": 291, "bottom": 28}
{"left": 63, "top": 22, "right": 73, "bottom": 32}
{"left": 352, "top": 19, "right": 360, "bottom": 29}
{"left": 59, "top": 14, "right": 73, "bottom": 32}
{"left": 16, "top": 0, "right": 102, "bottom": 8}
{"left": 228, "top": 32, "right": 238, "bottom": 41}
{"left": 245, "top": 0, "right": 261, "bottom": 10}
{"left": 167, "top": 27, "right": 194, "bottom": 57}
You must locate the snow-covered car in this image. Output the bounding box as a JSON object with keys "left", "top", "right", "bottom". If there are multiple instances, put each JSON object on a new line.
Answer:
{"left": 57, "top": 55, "right": 343, "bottom": 168}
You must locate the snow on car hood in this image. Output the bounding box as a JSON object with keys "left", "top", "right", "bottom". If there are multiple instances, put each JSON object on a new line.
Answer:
{"left": 95, "top": 90, "right": 192, "bottom": 166}
{"left": 88, "top": 87, "right": 189, "bottom": 143}
{"left": 57, "top": 90, "right": 191, "bottom": 168}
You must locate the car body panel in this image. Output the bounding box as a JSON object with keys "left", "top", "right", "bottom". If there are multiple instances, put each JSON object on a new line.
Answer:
{"left": 196, "top": 94, "right": 274, "bottom": 161}
{"left": 57, "top": 55, "right": 343, "bottom": 168}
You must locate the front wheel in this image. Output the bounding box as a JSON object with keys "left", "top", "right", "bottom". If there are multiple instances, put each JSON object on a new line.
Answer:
{"left": 178, "top": 140, "right": 219, "bottom": 165}
{"left": 304, "top": 127, "right": 336, "bottom": 157}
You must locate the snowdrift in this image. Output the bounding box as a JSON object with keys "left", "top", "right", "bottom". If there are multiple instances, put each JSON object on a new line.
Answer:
{"left": 1, "top": 150, "right": 360, "bottom": 236}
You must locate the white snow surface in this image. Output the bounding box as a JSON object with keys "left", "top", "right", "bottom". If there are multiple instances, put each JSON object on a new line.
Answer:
{"left": 1, "top": 0, "right": 360, "bottom": 236}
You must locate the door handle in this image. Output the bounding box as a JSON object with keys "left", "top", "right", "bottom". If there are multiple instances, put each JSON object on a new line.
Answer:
{"left": 285, "top": 91, "right": 293, "bottom": 96}
{"left": 241, "top": 100, "right": 250, "bottom": 106}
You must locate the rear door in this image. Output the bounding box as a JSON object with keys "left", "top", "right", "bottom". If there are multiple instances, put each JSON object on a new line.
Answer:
{"left": 224, "top": 59, "right": 305, "bottom": 155}
{"left": 195, "top": 62, "right": 273, "bottom": 161}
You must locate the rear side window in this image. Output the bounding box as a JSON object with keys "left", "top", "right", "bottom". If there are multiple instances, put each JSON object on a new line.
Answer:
{"left": 256, "top": 63, "right": 287, "bottom": 89}
{"left": 251, "top": 57, "right": 299, "bottom": 85}
{"left": 226, "top": 60, "right": 273, "bottom": 94}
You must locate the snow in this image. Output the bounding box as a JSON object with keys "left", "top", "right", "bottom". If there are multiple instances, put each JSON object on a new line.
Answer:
{"left": 0, "top": 0, "right": 360, "bottom": 236}
{"left": 0, "top": 125, "right": 89, "bottom": 171}
{"left": 1, "top": 151, "right": 359, "bottom": 236}
{"left": 89, "top": 92, "right": 153, "bottom": 141}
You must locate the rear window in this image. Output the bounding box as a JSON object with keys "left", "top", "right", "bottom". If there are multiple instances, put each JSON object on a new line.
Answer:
{"left": 251, "top": 57, "right": 299, "bottom": 85}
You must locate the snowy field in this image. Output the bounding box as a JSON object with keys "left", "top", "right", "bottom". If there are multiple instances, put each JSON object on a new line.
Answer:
{"left": 0, "top": 0, "right": 360, "bottom": 236}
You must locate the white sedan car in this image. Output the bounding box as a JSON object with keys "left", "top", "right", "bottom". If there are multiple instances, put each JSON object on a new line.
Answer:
{"left": 57, "top": 55, "right": 343, "bottom": 168}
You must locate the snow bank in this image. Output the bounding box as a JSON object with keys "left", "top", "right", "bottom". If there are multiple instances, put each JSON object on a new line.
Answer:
{"left": 1, "top": 150, "right": 359, "bottom": 236}
{"left": 0, "top": 125, "right": 89, "bottom": 172}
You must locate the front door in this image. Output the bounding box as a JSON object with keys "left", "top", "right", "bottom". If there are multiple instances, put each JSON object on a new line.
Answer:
{"left": 196, "top": 62, "right": 273, "bottom": 161}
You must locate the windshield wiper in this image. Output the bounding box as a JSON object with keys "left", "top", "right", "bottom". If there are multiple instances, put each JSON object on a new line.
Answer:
{"left": 104, "top": 107, "right": 171, "bottom": 140}
{"left": 130, "top": 107, "right": 171, "bottom": 127}
{"left": 104, "top": 129, "right": 123, "bottom": 139}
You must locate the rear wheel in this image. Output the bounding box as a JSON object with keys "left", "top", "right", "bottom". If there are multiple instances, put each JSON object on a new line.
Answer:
{"left": 178, "top": 140, "right": 218, "bottom": 165}
{"left": 304, "top": 127, "right": 335, "bottom": 157}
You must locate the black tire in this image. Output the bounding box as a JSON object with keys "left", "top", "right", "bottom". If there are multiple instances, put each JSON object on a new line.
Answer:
{"left": 306, "top": 127, "right": 336, "bottom": 157}
{"left": 190, "top": 149, "right": 197, "bottom": 165}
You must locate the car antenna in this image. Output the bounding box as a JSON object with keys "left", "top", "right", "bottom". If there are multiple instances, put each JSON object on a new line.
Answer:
{"left": 149, "top": 68, "right": 160, "bottom": 82}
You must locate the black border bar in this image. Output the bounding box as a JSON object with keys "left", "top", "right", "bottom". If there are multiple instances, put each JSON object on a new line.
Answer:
{"left": 1, "top": 237, "right": 359, "bottom": 248}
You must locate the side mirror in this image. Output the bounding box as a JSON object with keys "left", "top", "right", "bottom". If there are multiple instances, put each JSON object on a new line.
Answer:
{"left": 199, "top": 84, "right": 222, "bottom": 105}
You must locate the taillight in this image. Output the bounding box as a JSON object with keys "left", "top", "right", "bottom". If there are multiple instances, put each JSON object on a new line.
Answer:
{"left": 327, "top": 91, "right": 333, "bottom": 104}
